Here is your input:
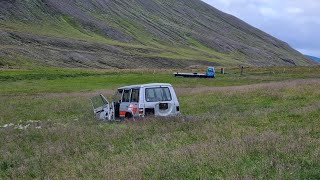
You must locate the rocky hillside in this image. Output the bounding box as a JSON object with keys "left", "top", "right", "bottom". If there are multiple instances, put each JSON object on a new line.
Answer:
{"left": 0, "top": 0, "right": 316, "bottom": 68}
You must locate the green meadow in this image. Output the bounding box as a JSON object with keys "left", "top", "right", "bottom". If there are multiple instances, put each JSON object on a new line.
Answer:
{"left": 1, "top": 66, "right": 320, "bottom": 179}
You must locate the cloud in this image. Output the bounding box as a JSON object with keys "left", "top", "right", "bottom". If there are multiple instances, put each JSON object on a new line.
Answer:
{"left": 285, "top": 7, "right": 303, "bottom": 14}
{"left": 202, "top": 0, "right": 320, "bottom": 56}
{"left": 259, "top": 7, "right": 278, "bottom": 17}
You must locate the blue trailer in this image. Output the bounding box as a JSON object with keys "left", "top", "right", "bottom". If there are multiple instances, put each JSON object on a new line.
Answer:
{"left": 174, "top": 67, "right": 215, "bottom": 78}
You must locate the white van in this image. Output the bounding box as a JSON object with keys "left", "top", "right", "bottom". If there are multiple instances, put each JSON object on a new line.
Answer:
{"left": 91, "top": 83, "right": 180, "bottom": 120}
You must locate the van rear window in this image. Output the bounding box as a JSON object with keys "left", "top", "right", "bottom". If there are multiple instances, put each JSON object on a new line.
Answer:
{"left": 145, "top": 87, "right": 172, "bottom": 102}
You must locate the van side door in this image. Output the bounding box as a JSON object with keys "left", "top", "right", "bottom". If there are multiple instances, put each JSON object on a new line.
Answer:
{"left": 119, "top": 89, "right": 131, "bottom": 118}
{"left": 119, "top": 88, "right": 140, "bottom": 118}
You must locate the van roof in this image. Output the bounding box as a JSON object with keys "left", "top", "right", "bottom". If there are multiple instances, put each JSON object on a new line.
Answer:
{"left": 118, "top": 83, "right": 172, "bottom": 90}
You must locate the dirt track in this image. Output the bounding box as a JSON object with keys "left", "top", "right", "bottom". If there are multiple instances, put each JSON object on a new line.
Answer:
{"left": 8, "top": 78, "right": 319, "bottom": 98}
{"left": 175, "top": 78, "right": 320, "bottom": 95}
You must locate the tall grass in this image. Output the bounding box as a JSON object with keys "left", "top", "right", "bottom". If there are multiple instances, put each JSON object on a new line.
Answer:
{"left": 0, "top": 67, "right": 320, "bottom": 178}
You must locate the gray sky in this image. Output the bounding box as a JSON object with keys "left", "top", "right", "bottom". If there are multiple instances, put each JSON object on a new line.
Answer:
{"left": 202, "top": 0, "right": 320, "bottom": 57}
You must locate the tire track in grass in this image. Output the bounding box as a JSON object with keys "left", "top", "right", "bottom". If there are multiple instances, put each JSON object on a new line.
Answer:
{"left": 2, "top": 78, "right": 320, "bottom": 98}
{"left": 176, "top": 78, "right": 320, "bottom": 95}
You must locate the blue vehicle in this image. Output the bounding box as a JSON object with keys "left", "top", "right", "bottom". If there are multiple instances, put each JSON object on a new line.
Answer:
{"left": 174, "top": 66, "right": 215, "bottom": 78}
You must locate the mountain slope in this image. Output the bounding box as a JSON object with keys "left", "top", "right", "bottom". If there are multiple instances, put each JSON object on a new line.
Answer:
{"left": 0, "top": 0, "right": 316, "bottom": 68}
{"left": 306, "top": 55, "right": 320, "bottom": 62}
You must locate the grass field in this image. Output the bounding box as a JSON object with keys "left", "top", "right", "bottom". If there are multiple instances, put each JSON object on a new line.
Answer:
{"left": 1, "top": 66, "right": 320, "bottom": 179}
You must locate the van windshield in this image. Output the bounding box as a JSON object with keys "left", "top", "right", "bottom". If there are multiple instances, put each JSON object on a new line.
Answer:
{"left": 145, "top": 87, "right": 172, "bottom": 102}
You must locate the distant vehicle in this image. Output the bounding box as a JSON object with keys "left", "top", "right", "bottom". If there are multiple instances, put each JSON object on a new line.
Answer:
{"left": 174, "top": 66, "right": 215, "bottom": 78}
{"left": 90, "top": 83, "right": 180, "bottom": 121}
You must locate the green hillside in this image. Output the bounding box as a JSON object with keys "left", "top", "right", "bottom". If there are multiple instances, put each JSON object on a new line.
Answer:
{"left": 0, "top": 0, "right": 316, "bottom": 68}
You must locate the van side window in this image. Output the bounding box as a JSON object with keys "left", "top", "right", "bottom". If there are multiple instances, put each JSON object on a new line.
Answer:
{"left": 122, "top": 89, "right": 130, "bottom": 102}
{"left": 130, "top": 89, "right": 139, "bottom": 102}
{"left": 113, "top": 89, "right": 123, "bottom": 102}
